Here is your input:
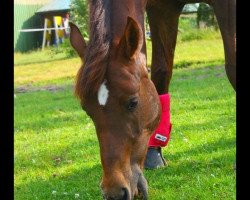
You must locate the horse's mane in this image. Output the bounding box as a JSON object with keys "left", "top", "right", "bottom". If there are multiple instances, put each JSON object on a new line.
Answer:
{"left": 75, "top": 0, "right": 111, "bottom": 100}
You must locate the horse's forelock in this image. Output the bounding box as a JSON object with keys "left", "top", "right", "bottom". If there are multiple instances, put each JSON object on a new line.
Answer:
{"left": 75, "top": 0, "right": 111, "bottom": 100}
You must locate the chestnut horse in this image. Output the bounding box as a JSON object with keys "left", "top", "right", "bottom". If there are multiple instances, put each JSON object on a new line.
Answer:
{"left": 69, "top": 0, "right": 235, "bottom": 199}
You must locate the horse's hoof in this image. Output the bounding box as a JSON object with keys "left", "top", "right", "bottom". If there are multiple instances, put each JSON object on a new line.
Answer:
{"left": 144, "top": 147, "right": 167, "bottom": 169}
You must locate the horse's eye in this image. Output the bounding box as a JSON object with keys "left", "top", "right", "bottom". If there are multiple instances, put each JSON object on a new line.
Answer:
{"left": 126, "top": 97, "right": 138, "bottom": 111}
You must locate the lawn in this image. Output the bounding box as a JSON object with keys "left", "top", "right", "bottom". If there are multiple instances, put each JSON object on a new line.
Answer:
{"left": 14, "top": 28, "right": 235, "bottom": 199}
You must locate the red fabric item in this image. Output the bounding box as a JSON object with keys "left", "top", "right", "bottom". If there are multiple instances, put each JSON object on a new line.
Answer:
{"left": 148, "top": 94, "right": 172, "bottom": 147}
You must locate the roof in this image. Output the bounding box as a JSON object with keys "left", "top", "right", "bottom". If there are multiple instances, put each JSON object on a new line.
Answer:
{"left": 15, "top": 0, "right": 50, "bottom": 5}
{"left": 36, "top": 0, "right": 71, "bottom": 14}
{"left": 182, "top": 3, "right": 199, "bottom": 13}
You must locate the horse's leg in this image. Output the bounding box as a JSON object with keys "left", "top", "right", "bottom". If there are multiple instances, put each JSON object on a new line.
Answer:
{"left": 144, "top": 1, "right": 184, "bottom": 169}
{"left": 146, "top": 0, "right": 184, "bottom": 94}
{"left": 211, "top": 0, "right": 236, "bottom": 91}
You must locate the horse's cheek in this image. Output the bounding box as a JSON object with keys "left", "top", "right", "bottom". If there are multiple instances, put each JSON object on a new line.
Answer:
{"left": 141, "top": 80, "right": 161, "bottom": 131}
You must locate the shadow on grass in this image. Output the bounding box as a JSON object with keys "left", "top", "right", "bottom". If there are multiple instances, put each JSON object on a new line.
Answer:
{"left": 167, "top": 137, "right": 235, "bottom": 163}
{"left": 15, "top": 131, "right": 102, "bottom": 199}
{"left": 14, "top": 110, "right": 88, "bottom": 133}
{"left": 145, "top": 137, "right": 235, "bottom": 194}
{"left": 15, "top": 105, "right": 232, "bottom": 135}
{"left": 15, "top": 163, "right": 104, "bottom": 200}
{"left": 14, "top": 56, "right": 76, "bottom": 67}
{"left": 15, "top": 137, "right": 235, "bottom": 199}
{"left": 14, "top": 65, "right": 233, "bottom": 133}
{"left": 146, "top": 59, "right": 224, "bottom": 70}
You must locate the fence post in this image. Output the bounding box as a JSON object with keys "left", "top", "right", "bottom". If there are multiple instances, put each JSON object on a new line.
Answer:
{"left": 42, "top": 18, "right": 48, "bottom": 50}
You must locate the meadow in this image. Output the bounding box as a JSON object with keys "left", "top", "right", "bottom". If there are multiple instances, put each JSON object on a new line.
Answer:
{"left": 14, "top": 18, "right": 236, "bottom": 200}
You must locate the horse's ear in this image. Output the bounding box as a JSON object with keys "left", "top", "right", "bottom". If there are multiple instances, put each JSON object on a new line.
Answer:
{"left": 119, "top": 16, "right": 143, "bottom": 59}
{"left": 69, "top": 22, "right": 87, "bottom": 59}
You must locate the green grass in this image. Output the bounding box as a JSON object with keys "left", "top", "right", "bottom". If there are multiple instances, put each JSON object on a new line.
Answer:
{"left": 14, "top": 48, "right": 69, "bottom": 66}
{"left": 14, "top": 57, "right": 80, "bottom": 87}
{"left": 14, "top": 71, "right": 235, "bottom": 199}
{"left": 146, "top": 38, "right": 224, "bottom": 70}
{"left": 145, "top": 66, "right": 236, "bottom": 199}
{"left": 14, "top": 31, "right": 224, "bottom": 88}
{"left": 14, "top": 27, "right": 235, "bottom": 199}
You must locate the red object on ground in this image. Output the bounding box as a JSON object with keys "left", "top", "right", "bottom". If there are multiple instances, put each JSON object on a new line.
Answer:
{"left": 148, "top": 94, "right": 172, "bottom": 147}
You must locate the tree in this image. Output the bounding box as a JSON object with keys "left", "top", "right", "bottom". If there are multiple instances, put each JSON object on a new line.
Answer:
{"left": 70, "top": 0, "right": 89, "bottom": 38}
{"left": 197, "top": 3, "right": 218, "bottom": 30}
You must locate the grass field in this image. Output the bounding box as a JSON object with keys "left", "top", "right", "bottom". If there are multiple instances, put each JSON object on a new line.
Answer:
{"left": 14, "top": 28, "right": 236, "bottom": 199}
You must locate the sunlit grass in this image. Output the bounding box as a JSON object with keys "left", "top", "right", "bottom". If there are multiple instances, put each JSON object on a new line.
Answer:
{"left": 14, "top": 57, "right": 80, "bottom": 87}
{"left": 14, "top": 36, "right": 224, "bottom": 88}
{"left": 14, "top": 25, "right": 235, "bottom": 199}
{"left": 14, "top": 64, "right": 235, "bottom": 199}
{"left": 14, "top": 48, "right": 68, "bottom": 66}
{"left": 146, "top": 35, "right": 224, "bottom": 70}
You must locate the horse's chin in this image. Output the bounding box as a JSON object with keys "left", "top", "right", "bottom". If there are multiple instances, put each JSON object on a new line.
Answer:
{"left": 135, "top": 174, "right": 148, "bottom": 200}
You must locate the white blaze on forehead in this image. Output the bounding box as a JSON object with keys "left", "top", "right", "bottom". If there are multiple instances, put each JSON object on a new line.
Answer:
{"left": 98, "top": 81, "right": 109, "bottom": 106}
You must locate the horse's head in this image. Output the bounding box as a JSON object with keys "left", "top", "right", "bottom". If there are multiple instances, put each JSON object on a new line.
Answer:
{"left": 70, "top": 17, "right": 161, "bottom": 200}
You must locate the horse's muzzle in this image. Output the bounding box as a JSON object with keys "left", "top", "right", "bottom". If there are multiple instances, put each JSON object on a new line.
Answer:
{"left": 137, "top": 174, "right": 148, "bottom": 200}
{"left": 101, "top": 176, "right": 148, "bottom": 200}
{"left": 102, "top": 187, "right": 130, "bottom": 200}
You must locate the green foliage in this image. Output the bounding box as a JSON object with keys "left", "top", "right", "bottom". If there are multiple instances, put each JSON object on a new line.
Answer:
{"left": 60, "top": 39, "right": 78, "bottom": 57}
{"left": 177, "top": 16, "right": 220, "bottom": 42}
{"left": 70, "top": 0, "right": 89, "bottom": 38}
{"left": 51, "top": 39, "right": 77, "bottom": 58}
{"left": 197, "top": 3, "right": 218, "bottom": 29}
{"left": 178, "top": 16, "right": 197, "bottom": 30}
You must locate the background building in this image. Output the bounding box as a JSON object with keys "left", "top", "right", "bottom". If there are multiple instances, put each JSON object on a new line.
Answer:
{"left": 14, "top": 0, "right": 70, "bottom": 52}
{"left": 14, "top": 0, "right": 50, "bottom": 52}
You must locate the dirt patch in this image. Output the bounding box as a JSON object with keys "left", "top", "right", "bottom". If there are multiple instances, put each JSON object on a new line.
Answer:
{"left": 15, "top": 66, "right": 225, "bottom": 93}
{"left": 15, "top": 84, "right": 73, "bottom": 93}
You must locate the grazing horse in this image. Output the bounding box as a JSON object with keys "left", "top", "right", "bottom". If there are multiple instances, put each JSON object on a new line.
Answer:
{"left": 69, "top": 0, "right": 235, "bottom": 199}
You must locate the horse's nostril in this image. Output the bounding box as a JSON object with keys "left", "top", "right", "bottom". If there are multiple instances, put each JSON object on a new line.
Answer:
{"left": 105, "top": 188, "right": 129, "bottom": 200}
{"left": 121, "top": 188, "right": 128, "bottom": 200}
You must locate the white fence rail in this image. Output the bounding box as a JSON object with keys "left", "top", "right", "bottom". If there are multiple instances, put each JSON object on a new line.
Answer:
{"left": 19, "top": 27, "right": 70, "bottom": 32}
